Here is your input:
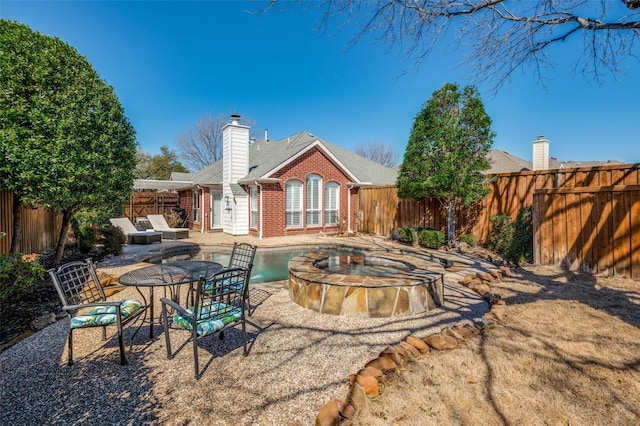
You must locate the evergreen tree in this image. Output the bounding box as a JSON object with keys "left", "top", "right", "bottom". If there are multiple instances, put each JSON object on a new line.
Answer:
{"left": 396, "top": 82, "right": 495, "bottom": 245}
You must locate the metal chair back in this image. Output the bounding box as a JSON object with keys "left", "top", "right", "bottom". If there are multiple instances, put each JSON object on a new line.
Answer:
{"left": 227, "top": 243, "right": 257, "bottom": 315}
{"left": 50, "top": 259, "right": 106, "bottom": 309}
{"left": 48, "top": 258, "right": 143, "bottom": 365}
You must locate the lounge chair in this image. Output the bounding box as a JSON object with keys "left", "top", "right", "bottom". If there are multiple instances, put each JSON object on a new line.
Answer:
{"left": 109, "top": 217, "right": 162, "bottom": 245}
{"left": 146, "top": 214, "right": 190, "bottom": 240}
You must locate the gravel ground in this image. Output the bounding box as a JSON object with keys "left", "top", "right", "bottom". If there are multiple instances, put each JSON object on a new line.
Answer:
{"left": 0, "top": 236, "right": 492, "bottom": 425}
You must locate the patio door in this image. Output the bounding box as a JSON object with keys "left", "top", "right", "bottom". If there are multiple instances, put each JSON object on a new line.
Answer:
{"left": 211, "top": 192, "right": 223, "bottom": 229}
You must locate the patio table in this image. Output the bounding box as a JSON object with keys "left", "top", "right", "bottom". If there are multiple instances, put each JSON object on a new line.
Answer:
{"left": 119, "top": 260, "right": 223, "bottom": 338}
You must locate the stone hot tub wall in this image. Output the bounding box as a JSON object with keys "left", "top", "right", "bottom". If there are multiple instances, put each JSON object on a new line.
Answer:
{"left": 288, "top": 252, "right": 445, "bottom": 318}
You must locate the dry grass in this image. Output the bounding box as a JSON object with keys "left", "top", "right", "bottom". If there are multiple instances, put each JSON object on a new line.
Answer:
{"left": 350, "top": 264, "right": 640, "bottom": 425}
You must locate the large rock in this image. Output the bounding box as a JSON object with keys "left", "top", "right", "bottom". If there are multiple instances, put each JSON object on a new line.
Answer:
{"left": 348, "top": 382, "right": 373, "bottom": 413}
{"left": 423, "top": 334, "right": 458, "bottom": 350}
{"left": 452, "top": 325, "right": 475, "bottom": 339}
{"left": 499, "top": 265, "right": 515, "bottom": 277}
{"left": 399, "top": 341, "right": 421, "bottom": 359}
{"left": 489, "top": 269, "right": 503, "bottom": 280}
{"left": 357, "top": 366, "right": 383, "bottom": 379}
{"left": 30, "top": 313, "right": 56, "bottom": 331}
{"left": 474, "top": 283, "right": 491, "bottom": 296}
{"left": 355, "top": 374, "right": 379, "bottom": 395}
{"left": 365, "top": 356, "right": 397, "bottom": 372}
{"left": 316, "top": 401, "right": 341, "bottom": 426}
{"left": 406, "top": 335, "right": 430, "bottom": 354}
{"left": 476, "top": 272, "right": 495, "bottom": 282}
{"left": 380, "top": 347, "right": 404, "bottom": 365}
{"left": 334, "top": 400, "right": 355, "bottom": 419}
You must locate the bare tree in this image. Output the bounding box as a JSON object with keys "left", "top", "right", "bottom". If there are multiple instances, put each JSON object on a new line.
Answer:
{"left": 355, "top": 142, "right": 398, "bottom": 167}
{"left": 176, "top": 112, "right": 261, "bottom": 171}
{"left": 267, "top": 1, "right": 640, "bottom": 91}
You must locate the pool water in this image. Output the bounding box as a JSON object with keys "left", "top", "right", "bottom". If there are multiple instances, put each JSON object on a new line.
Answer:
{"left": 315, "top": 255, "right": 409, "bottom": 277}
{"left": 204, "top": 247, "right": 362, "bottom": 283}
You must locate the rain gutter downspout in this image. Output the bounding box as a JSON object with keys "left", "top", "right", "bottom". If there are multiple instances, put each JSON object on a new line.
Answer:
{"left": 255, "top": 181, "right": 263, "bottom": 239}
{"left": 197, "top": 185, "right": 204, "bottom": 233}
{"left": 347, "top": 184, "right": 353, "bottom": 233}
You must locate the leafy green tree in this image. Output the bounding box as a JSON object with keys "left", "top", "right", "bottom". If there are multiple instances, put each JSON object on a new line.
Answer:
{"left": 396, "top": 82, "right": 495, "bottom": 245}
{"left": 0, "top": 20, "right": 136, "bottom": 264}
{"left": 136, "top": 145, "right": 189, "bottom": 180}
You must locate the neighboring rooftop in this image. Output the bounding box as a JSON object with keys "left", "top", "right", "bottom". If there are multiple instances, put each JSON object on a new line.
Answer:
{"left": 487, "top": 149, "right": 624, "bottom": 175}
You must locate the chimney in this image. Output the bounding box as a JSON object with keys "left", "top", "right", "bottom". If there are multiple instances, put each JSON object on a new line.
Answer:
{"left": 222, "top": 114, "right": 250, "bottom": 184}
{"left": 532, "top": 135, "right": 549, "bottom": 171}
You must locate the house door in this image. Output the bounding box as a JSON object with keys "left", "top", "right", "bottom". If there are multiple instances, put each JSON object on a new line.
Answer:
{"left": 211, "top": 192, "right": 223, "bottom": 229}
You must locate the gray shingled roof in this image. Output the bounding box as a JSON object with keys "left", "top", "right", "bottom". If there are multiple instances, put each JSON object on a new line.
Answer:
{"left": 184, "top": 131, "right": 398, "bottom": 186}
{"left": 486, "top": 149, "right": 623, "bottom": 174}
{"left": 487, "top": 149, "right": 532, "bottom": 174}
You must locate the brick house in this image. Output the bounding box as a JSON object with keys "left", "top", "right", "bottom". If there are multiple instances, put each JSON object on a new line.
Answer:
{"left": 172, "top": 115, "right": 398, "bottom": 238}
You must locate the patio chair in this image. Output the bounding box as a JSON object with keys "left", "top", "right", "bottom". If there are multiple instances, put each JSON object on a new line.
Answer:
{"left": 146, "top": 214, "right": 190, "bottom": 240}
{"left": 161, "top": 267, "right": 249, "bottom": 378}
{"left": 48, "top": 259, "right": 145, "bottom": 365}
{"left": 109, "top": 217, "right": 162, "bottom": 245}
{"left": 227, "top": 242, "right": 257, "bottom": 316}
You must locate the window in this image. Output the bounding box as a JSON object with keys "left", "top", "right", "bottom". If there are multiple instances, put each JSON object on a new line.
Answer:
{"left": 285, "top": 180, "right": 302, "bottom": 228}
{"left": 306, "top": 174, "right": 322, "bottom": 227}
{"left": 192, "top": 189, "right": 200, "bottom": 223}
{"left": 325, "top": 182, "right": 339, "bottom": 225}
{"left": 250, "top": 186, "right": 258, "bottom": 228}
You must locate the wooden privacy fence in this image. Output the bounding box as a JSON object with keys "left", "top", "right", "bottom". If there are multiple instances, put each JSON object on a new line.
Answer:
{"left": 124, "top": 192, "right": 180, "bottom": 224}
{"left": 358, "top": 163, "right": 640, "bottom": 244}
{"left": 1, "top": 190, "right": 62, "bottom": 254}
{"left": 533, "top": 185, "right": 640, "bottom": 278}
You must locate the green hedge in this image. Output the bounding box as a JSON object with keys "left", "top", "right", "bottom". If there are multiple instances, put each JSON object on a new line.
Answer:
{"left": 419, "top": 229, "right": 445, "bottom": 249}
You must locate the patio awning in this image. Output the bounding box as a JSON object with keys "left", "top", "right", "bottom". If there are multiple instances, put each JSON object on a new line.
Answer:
{"left": 133, "top": 179, "right": 194, "bottom": 191}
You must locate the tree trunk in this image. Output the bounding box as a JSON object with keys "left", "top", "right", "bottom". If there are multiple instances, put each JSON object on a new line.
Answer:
{"left": 10, "top": 192, "right": 21, "bottom": 253}
{"left": 54, "top": 209, "right": 74, "bottom": 267}
{"left": 447, "top": 201, "right": 456, "bottom": 247}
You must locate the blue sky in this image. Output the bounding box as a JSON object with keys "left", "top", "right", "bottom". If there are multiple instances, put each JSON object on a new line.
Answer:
{"left": 2, "top": 1, "right": 639, "bottom": 169}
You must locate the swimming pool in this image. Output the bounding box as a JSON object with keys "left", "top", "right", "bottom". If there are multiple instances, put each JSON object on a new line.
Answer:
{"left": 196, "top": 246, "right": 363, "bottom": 283}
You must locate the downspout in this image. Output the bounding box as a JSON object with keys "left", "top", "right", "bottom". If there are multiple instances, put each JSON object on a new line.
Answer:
{"left": 347, "top": 184, "right": 353, "bottom": 233}
{"left": 197, "top": 185, "right": 204, "bottom": 234}
{"left": 256, "top": 181, "right": 263, "bottom": 239}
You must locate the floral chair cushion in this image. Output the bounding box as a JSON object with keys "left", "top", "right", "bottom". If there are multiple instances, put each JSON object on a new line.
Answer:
{"left": 202, "top": 278, "right": 245, "bottom": 295}
{"left": 173, "top": 301, "right": 242, "bottom": 337}
{"left": 70, "top": 300, "right": 143, "bottom": 329}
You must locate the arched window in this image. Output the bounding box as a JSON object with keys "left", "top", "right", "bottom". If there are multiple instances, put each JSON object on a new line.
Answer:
{"left": 306, "top": 174, "right": 322, "bottom": 227}
{"left": 325, "top": 182, "right": 339, "bottom": 225}
{"left": 285, "top": 180, "right": 302, "bottom": 228}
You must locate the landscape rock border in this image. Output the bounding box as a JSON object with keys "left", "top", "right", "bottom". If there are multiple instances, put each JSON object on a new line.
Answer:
{"left": 308, "top": 251, "right": 514, "bottom": 426}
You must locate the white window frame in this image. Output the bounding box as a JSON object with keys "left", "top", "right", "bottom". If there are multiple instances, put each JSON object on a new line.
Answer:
{"left": 250, "top": 186, "right": 258, "bottom": 228}
{"left": 306, "top": 174, "right": 322, "bottom": 227}
{"left": 285, "top": 180, "right": 303, "bottom": 228}
{"left": 192, "top": 189, "right": 200, "bottom": 223}
{"left": 325, "top": 182, "right": 339, "bottom": 225}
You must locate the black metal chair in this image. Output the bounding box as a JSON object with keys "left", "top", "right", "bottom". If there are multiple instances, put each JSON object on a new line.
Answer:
{"left": 160, "top": 267, "right": 249, "bottom": 378}
{"left": 48, "top": 259, "right": 145, "bottom": 365}
{"left": 227, "top": 242, "right": 257, "bottom": 316}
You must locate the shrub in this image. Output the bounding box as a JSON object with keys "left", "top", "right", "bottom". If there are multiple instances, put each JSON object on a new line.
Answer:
{"left": 397, "top": 227, "right": 418, "bottom": 244}
{"left": 72, "top": 219, "right": 101, "bottom": 253}
{"left": 164, "top": 211, "right": 183, "bottom": 228}
{"left": 487, "top": 214, "right": 514, "bottom": 255}
{"left": 506, "top": 206, "right": 533, "bottom": 263}
{"left": 0, "top": 253, "right": 46, "bottom": 300}
{"left": 101, "top": 224, "right": 126, "bottom": 255}
{"left": 460, "top": 233, "right": 478, "bottom": 247}
{"left": 419, "top": 229, "right": 446, "bottom": 249}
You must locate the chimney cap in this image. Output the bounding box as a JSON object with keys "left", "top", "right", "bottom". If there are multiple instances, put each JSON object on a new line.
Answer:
{"left": 230, "top": 114, "right": 241, "bottom": 125}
